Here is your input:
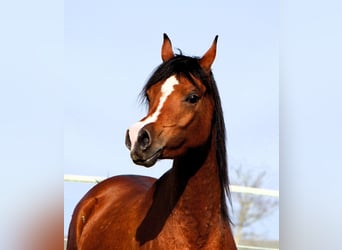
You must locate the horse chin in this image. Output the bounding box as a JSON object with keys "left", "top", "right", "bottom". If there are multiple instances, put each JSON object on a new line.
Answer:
{"left": 131, "top": 148, "right": 162, "bottom": 168}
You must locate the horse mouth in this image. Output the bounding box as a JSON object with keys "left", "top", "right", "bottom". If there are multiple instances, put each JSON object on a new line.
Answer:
{"left": 132, "top": 148, "right": 162, "bottom": 167}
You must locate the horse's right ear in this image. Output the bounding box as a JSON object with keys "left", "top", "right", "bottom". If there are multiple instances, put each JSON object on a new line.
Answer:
{"left": 161, "top": 33, "right": 174, "bottom": 62}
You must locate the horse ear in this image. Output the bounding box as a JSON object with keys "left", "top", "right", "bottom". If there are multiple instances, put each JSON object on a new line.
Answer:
{"left": 161, "top": 33, "right": 174, "bottom": 62}
{"left": 199, "top": 35, "right": 218, "bottom": 72}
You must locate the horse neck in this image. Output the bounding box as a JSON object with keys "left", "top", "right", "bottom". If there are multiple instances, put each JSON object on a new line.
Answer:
{"left": 172, "top": 133, "right": 222, "bottom": 217}
{"left": 157, "top": 131, "right": 223, "bottom": 225}
{"left": 136, "top": 133, "right": 226, "bottom": 246}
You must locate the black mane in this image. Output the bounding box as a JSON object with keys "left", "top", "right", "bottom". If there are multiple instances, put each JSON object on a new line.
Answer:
{"left": 141, "top": 54, "right": 232, "bottom": 222}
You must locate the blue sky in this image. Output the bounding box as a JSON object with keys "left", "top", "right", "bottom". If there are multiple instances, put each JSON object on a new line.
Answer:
{"left": 64, "top": 0, "right": 279, "bottom": 240}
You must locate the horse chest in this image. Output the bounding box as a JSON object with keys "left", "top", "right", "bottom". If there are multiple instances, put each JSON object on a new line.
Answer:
{"left": 136, "top": 211, "right": 225, "bottom": 250}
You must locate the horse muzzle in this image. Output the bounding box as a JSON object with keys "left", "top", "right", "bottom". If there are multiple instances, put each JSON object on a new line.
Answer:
{"left": 125, "top": 127, "right": 162, "bottom": 167}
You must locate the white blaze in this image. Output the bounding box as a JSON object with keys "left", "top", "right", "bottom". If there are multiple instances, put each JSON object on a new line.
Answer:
{"left": 128, "top": 75, "right": 179, "bottom": 150}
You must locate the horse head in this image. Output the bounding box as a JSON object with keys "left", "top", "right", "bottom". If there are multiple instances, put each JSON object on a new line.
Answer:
{"left": 125, "top": 34, "right": 219, "bottom": 167}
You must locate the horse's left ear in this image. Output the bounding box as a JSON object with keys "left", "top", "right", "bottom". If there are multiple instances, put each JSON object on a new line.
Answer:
{"left": 199, "top": 35, "right": 218, "bottom": 72}
{"left": 161, "top": 33, "right": 174, "bottom": 62}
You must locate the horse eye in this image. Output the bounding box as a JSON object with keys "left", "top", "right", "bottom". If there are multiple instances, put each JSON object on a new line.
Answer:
{"left": 185, "top": 94, "right": 200, "bottom": 104}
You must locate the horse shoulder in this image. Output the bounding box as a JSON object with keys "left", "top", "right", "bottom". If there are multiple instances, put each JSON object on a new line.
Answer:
{"left": 67, "top": 175, "right": 156, "bottom": 250}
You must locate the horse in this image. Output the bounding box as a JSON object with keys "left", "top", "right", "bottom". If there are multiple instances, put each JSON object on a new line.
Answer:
{"left": 67, "top": 34, "right": 237, "bottom": 250}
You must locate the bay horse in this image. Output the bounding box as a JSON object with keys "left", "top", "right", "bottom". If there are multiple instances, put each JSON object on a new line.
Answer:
{"left": 67, "top": 34, "right": 237, "bottom": 250}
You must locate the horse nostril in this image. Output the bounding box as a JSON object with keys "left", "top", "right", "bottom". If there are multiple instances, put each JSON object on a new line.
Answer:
{"left": 138, "top": 129, "right": 151, "bottom": 151}
{"left": 125, "top": 130, "right": 132, "bottom": 150}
